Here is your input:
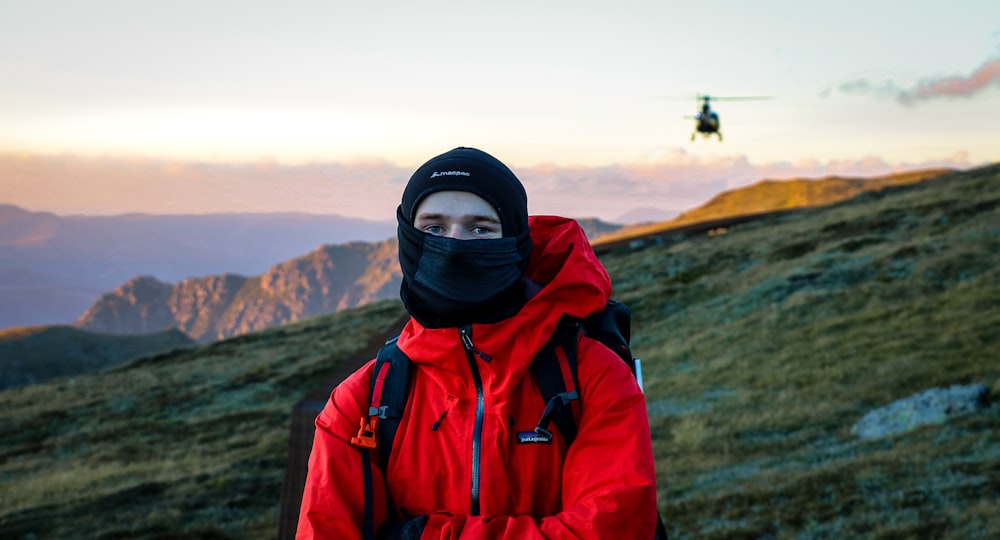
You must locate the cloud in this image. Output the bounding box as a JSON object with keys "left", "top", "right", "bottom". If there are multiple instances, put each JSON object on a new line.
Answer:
{"left": 837, "top": 79, "right": 906, "bottom": 99}
{"left": 898, "top": 57, "right": 1000, "bottom": 105}
{"left": 833, "top": 56, "right": 1000, "bottom": 105}
{"left": 0, "top": 151, "right": 982, "bottom": 225}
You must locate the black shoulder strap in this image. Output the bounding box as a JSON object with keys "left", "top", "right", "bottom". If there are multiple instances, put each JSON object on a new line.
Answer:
{"left": 531, "top": 320, "right": 581, "bottom": 446}
{"left": 371, "top": 337, "right": 412, "bottom": 470}
{"left": 533, "top": 304, "right": 669, "bottom": 539}
{"left": 655, "top": 513, "right": 669, "bottom": 540}
{"left": 359, "top": 336, "right": 413, "bottom": 540}
{"left": 532, "top": 300, "right": 630, "bottom": 446}
{"left": 582, "top": 299, "right": 635, "bottom": 374}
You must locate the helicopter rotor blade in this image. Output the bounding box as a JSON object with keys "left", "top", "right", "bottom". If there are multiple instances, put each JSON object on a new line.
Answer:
{"left": 658, "top": 93, "right": 774, "bottom": 101}
{"left": 698, "top": 94, "right": 773, "bottom": 102}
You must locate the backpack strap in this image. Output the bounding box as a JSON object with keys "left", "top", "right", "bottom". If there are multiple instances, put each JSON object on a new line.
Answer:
{"left": 372, "top": 338, "right": 412, "bottom": 470}
{"left": 532, "top": 309, "right": 669, "bottom": 540}
{"left": 531, "top": 320, "right": 582, "bottom": 445}
{"left": 351, "top": 336, "right": 413, "bottom": 540}
{"left": 583, "top": 299, "right": 635, "bottom": 374}
{"left": 359, "top": 445, "right": 375, "bottom": 540}
{"left": 350, "top": 337, "right": 411, "bottom": 458}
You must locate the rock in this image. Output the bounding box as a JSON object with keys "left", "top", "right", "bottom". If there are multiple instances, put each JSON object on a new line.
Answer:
{"left": 74, "top": 240, "right": 401, "bottom": 342}
{"left": 851, "top": 383, "right": 991, "bottom": 440}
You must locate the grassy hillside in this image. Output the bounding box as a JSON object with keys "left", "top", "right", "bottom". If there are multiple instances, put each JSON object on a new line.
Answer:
{"left": 605, "top": 163, "right": 1000, "bottom": 538}
{"left": 666, "top": 168, "right": 953, "bottom": 226}
{"left": 596, "top": 167, "right": 953, "bottom": 247}
{"left": 1, "top": 163, "right": 997, "bottom": 539}
{"left": 0, "top": 300, "right": 408, "bottom": 539}
{"left": 0, "top": 326, "right": 196, "bottom": 391}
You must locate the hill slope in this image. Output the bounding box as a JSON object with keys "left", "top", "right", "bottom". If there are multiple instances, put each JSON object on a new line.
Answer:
{"left": 0, "top": 325, "right": 195, "bottom": 391}
{"left": 0, "top": 163, "right": 997, "bottom": 539}
{"left": 595, "top": 167, "right": 953, "bottom": 246}
{"left": 0, "top": 299, "right": 408, "bottom": 539}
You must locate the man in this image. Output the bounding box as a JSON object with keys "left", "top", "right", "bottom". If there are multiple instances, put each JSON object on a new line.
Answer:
{"left": 297, "top": 147, "right": 658, "bottom": 539}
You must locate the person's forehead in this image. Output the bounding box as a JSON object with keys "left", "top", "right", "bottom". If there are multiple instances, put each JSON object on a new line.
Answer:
{"left": 415, "top": 191, "right": 499, "bottom": 219}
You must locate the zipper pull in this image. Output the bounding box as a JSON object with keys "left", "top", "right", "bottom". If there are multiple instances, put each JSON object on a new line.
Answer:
{"left": 460, "top": 326, "right": 474, "bottom": 350}
{"left": 460, "top": 326, "right": 492, "bottom": 362}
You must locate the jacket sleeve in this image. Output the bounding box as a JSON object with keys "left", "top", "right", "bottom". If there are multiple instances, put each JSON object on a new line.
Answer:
{"left": 420, "top": 337, "right": 660, "bottom": 539}
{"left": 296, "top": 360, "right": 386, "bottom": 540}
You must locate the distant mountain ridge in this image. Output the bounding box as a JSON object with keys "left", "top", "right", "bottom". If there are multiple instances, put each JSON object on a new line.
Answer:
{"left": 0, "top": 205, "right": 396, "bottom": 328}
{"left": 571, "top": 217, "right": 626, "bottom": 240}
{"left": 75, "top": 239, "right": 401, "bottom": 342}
{"left": 70, "top": 218, "right": 626, "bottom": 343}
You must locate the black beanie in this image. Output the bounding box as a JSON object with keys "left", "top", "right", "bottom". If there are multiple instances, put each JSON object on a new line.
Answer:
{"left": 400, "top": 147, "right": 530, "bottom": 240}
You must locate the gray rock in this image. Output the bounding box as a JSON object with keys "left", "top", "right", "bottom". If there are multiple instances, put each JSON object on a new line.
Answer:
{"left": 851, "top": 383, "right": 991, "bottom": 440}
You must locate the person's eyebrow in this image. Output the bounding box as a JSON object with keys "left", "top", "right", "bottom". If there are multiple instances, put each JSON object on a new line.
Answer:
{"left": 413, "top": 211, "right": 447, "bottom": 222}
{"left": 415, "top": 212, "right": 500, "bottom": 224}
{"left": 464, "top": 214, "right": 501, "bottom": 224}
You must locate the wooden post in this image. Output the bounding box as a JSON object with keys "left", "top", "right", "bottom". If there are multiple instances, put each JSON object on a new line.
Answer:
{"left": 277, "top": 392, "right": 332, "bottom": 539}
{"left": 278, "top": 313, "right": 409, "bottom": 539}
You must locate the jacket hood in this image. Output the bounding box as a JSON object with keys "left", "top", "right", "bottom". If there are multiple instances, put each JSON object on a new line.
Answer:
{"left": 396, "top": 215, "right": 611, "bottom": 400}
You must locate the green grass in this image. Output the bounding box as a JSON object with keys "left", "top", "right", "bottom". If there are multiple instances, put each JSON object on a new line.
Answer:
{"left": 0, "top": 299, "right": 407, "bottom": 539}
{"left": 606, "top": 164, "right": 1000, "bottom": 539}
{"left": 1, "top": 164, "right": 998, "bottom": 539}
{"left": 0, "top": 326, "right": 195, "bottom": 391}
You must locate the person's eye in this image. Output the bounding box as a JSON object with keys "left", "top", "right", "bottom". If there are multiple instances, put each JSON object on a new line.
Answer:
{"left": 472, "top": 225, "right": 500, "bottom": 236}
{"left": 423, "top": 224, "right": 445, "bottom": 235}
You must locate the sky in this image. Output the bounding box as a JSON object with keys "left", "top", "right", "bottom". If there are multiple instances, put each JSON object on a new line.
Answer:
{"left": 1, "top": 0, "right": 999, "bottom": 222}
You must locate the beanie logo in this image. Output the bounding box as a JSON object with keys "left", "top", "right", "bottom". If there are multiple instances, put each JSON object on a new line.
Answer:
{"left": 430, "top": 170, "right": 471, "bottom": 178}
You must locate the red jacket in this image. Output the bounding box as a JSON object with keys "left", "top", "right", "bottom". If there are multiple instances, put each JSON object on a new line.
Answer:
{"left": 297, "top": 216, "right": 658, "bottom": 539}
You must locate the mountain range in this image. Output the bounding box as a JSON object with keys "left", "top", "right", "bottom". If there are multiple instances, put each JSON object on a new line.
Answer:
{"left": 0, "top": 206, "right": 397, "bottom": 328}
{"left": 68, "top": 167, "right": 952, "bottom": 344}
{"left": 0, "top": 167, "right": 960, "bottom": 393}
{"left": 69, "top": 219, "right": 625, "bottom": 342}
{"left": 75, "top": 239, "right": 401, "bottom": 342}
{"left": 0, "top": 206, "right": 630, "bottom": 332}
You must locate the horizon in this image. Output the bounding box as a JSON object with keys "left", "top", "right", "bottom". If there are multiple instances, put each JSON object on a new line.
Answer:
{"left": 0, "top": 151, "right": 984, "bottom": 224}
{"left": 2, "top": 1, "right": 999, "bottom": 222}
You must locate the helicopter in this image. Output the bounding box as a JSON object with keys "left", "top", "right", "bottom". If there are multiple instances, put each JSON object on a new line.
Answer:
{"left": 686, "top": 94, "right": 771, "bottom": 142}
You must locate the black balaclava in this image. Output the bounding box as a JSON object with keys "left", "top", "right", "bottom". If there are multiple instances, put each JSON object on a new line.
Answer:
{"left": 397, "top": 147, "right": 533, "bottom": 328}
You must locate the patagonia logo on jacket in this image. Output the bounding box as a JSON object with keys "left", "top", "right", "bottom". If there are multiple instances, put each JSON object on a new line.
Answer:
{"left": 517, "top": 431, "right": 552, "bottom": 444}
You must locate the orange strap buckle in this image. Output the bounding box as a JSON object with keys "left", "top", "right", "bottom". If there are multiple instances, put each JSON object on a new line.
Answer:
{"left": 351, "top": 417, "right": 378, "bottom": 449}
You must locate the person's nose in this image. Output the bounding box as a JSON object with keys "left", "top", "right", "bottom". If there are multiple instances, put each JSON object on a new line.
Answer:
{"left": 446, "top": 225, "right": 469, "bottom": 240}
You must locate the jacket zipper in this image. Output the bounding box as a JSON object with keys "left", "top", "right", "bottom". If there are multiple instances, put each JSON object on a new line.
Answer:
{"left": 460, "top": 325, "right": 485, "bottom": 516}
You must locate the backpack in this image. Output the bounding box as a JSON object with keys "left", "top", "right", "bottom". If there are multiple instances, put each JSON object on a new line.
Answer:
{"left": 350, "top": 299, "right": 667, "bottom": 539}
